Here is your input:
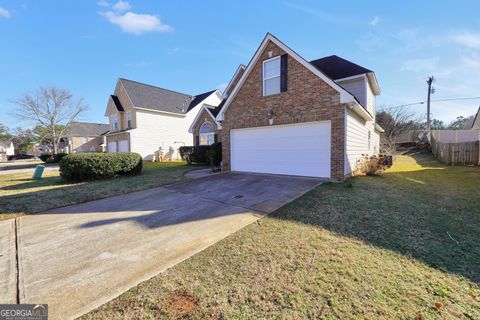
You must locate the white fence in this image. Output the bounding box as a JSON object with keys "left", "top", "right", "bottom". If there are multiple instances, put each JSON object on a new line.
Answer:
{"left": 431, "top": 130, "right": 480, "bottom": 143}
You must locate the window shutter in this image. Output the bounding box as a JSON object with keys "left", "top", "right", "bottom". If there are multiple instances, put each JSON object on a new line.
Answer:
{"left": 195, "top": 135, "right": 199, "bottom": 146}
{"left": 280, "top": 54, "right": 288, "bottom": 92}
{"left": 214, "top": 134, "right": 218, "bottom": 143}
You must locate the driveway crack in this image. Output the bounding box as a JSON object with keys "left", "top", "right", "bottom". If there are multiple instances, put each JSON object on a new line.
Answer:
{"left": 14, "top": 217, "right": 20, "bottom": 304}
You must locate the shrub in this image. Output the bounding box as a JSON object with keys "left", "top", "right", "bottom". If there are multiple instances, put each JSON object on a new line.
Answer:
{"left": 357, "top": 154, "right": 393, "bottom": 176}
{"left": 179, "top": 143, "right": 222, "bottom": 166}
{"left": 39, "top": 152, "right": 69, "bottom": 163}
{"left": 53, "top": 152, "right": 68, "bottom": 163}
{"left": 59, "top": 152, "right": 142, "bottom": 181}
{"left": 38, "top": 153, "right": 51, "bottom": 163}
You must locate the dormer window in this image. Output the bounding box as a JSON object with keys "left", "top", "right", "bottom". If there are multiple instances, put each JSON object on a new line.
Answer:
{"left": 263, "top": 56, "right": 281, "bottom": 96}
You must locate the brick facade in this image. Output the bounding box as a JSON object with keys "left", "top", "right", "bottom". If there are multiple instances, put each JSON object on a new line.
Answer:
{"left": 192, "top": 108, "right": 221, "bottom": 146}
{"left": 221, "top": 41, "right": 346, "bottom": 180}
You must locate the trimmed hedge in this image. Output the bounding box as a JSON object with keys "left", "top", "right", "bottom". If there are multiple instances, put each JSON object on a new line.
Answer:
{"left": 179, "top": 143, "right": 222, "bottom": 166}
{"left": 59, "top": 152, "right": 142, "bottom": 181}
{"left": 39, "top": 153, "right": 68, "bottom": 163}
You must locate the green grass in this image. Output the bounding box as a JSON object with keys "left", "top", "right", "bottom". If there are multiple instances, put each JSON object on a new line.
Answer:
{"left": 0, "top": 161, "right": 200, "bottom": 221}
{"left": 81, "top": 151, "right": 480, "bottom": 320}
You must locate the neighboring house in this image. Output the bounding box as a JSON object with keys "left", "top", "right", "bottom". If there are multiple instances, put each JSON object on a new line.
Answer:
{"left": 104, "top": 78, "right": 222, "bottom": 160}
{"left": 211, "top": 33, "right": 383, "bottom": 180}
{"left": 0, "top": 141, "right": 14, "bottom": 162}
{"left": 31, "top": 144, "right": 51, "bottom": 156}
{"left": 0, "top": 141, "right": 15, "bottom": 156}
{"left": 60, "top": 122, "right": 110, "bottom": 153}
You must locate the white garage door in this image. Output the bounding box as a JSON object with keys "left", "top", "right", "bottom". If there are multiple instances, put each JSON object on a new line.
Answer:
{"left": 107, "top": 142, "right": 117, "bottom": 153}
{"left": 230, "top": 121, "right": 331, "bottom": 178}
{"left": 118, "top": 140, "right": 129, "bottom": 152}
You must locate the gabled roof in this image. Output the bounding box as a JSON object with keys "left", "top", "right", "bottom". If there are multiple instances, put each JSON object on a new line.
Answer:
{"left": 188, "top": 102, "right": 224, "bottom": 133}
{"left": 217, "top": 33, "right": 373, "bottom": 122}
{"left": 310, "top": 55, "right": 372, "bottom": 80}
{"left": 0, "top": 140, "right": 12, "bottom": 148}
{"left": 66, "top": 122, "right": 110, "bottom": 137}
{"left": 119, "top": 78, "right": 217, "bottom": 115}
{"left": 187, "top": 90, "right": 217, "bottom": 112}
{"left": 310, "top": 55, "right": 380, "bottom": 95}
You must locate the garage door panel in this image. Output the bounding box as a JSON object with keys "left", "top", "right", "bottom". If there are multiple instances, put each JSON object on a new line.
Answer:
{"left": 118, "top": 140, "right": 129, "bottom": 152}
{"left": 231, "top": 121, "right": 331, "bottom": 178}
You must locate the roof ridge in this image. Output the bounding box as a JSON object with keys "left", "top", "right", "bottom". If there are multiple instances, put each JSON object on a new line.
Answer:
{"left": 119, "top": 78, "right": 194, "bottom": 98}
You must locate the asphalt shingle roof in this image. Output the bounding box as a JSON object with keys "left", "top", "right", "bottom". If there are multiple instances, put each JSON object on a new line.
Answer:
{"left": 67, "top": 122, "right": 110, "bottom": 137}
{"left": 119, "top": 78, "right": 214, "bottom": 115}
{"left": 310, "top": 55, "right": 373, "bottom": 80}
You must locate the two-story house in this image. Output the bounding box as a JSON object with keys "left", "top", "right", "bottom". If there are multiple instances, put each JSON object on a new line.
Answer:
{"left": 60, "top": 122, "right": 110, "bottom": 153}
{"left": 191, "top": 33, "right": 384, "bottom": 180}
{"left": 104, "top": 78, "right": 221, "bottom": 160}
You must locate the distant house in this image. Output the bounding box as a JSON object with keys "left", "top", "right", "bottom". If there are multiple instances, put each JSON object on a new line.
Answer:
{"left": 60, "top": 122, "right": 110, "bottom": 153}
{"left": 0, "top": 141, "right": 15, "bottom": 156}
{"left": 104, "top": 78, "right": 222, "bottom": 160}
{"left": 0, "top": 141, "right": 14, "bottom": 162}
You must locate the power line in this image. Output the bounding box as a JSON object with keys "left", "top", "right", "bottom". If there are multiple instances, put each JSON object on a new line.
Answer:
{"left": 387, "top": 96, "right": 480, "bottom": 109}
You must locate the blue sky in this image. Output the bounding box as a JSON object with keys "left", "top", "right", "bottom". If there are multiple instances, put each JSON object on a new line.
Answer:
{"left": 1, "top": 0, "right": 479, "bottom": 127}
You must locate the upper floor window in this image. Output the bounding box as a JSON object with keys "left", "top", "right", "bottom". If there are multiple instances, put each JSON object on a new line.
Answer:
{"left": 110, "top": 114, "right": 119, "bottom": 131}
{"left": 263, "top": 56, "right": 281, "bottom": 96}
{"left": 126, "top": 111, "right": 132, "bottom": 129}
{"left": 199, "top": 122, "right": 215, "bottom": 146}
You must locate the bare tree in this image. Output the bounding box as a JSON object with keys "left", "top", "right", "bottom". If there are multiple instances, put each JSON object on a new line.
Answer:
{"left": 13, "top": 87, "right": 87, "bottom": 154}
{"left": 376, "top": 106, "right": 418, "bottom": 154}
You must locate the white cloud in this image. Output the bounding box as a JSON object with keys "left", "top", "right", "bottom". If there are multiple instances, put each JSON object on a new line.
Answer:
{"left": 401, "top": 57, "right": 440, "bottom": 73}
{"left": 112, "top": 1, "right": 131, "bottom": 12}
{"left": 97, "top": 1, "right": 110, "bottom": 8}
{"left": 0, "top": 6, "right": 11, "bottom": 18}
{"left": 100, "top": 11, "right": 172, "bottom": 35}
{"left": 369, "top": 16, "right": 380, "bottom": 27}
{"left": 452, "top": 31, "right": 480, "bottom": 49}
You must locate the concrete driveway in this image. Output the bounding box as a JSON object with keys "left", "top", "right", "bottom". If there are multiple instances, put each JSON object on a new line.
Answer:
{"left": 1, "top": 172, "right": 323, "bottom": 319}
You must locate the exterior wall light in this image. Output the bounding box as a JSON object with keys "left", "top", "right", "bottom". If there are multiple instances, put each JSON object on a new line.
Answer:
{"left": 268, "top": 108, "right": 274, "bottom": 125}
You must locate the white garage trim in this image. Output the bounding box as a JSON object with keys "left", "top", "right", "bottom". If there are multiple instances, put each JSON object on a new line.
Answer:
{"left": 230, "top": 121, "right": 331, "bottom": 178}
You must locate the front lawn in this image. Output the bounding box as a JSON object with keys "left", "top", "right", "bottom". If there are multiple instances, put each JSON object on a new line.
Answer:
{"left": 82, "top": 152, "right": 480, "bottom": 319}
{"left": 0, "top": 161, "right": 199, "bottom": 221}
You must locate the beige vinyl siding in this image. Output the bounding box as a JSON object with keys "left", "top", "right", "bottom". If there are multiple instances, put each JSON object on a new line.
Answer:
{"left": 344, "top": 108, "right": 378, "bottom": 175}
{"left": 339, "top": 78, "right": 366, "bottom": 107}
{"left": 366, "top": 80, "right": 376, "bottom": 117}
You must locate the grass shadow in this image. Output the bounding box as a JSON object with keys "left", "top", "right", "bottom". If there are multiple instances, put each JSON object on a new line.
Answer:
{"left": 272, "top": 151, "right": 480, "bottom": 284}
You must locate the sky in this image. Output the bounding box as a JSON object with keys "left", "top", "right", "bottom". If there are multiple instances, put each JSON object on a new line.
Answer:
{"left": 1, "top": 0, "right": 480, "bottom": 127}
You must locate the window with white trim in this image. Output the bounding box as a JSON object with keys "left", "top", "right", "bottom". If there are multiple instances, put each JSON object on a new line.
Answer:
{"left": 110, "top": 114, "right": 119, "bottom": 131}
{"left": 126, "top": 111, "right": 132, "bottom": 129}
{"left": 199, "top": 122, "right": 215, "bottom": 146}
{"left": 263, "top": 56, "right": 281, "bottom": 96}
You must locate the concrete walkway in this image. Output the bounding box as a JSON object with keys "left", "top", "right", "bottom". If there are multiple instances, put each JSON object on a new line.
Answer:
{"left": 0, "top": 165, "right": 58, "bottom": 175}
{"left": 2, "top": 172, "right": 323, "bottom": 320}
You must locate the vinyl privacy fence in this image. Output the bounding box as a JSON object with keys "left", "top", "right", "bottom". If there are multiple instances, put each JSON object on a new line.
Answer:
{"left": 431, "top": 138, "right": 479, "bottom": 165}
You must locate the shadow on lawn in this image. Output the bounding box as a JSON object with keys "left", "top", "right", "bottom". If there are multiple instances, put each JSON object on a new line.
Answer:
{"left": 273, "top": 151, "right": 480, "bottom": 284}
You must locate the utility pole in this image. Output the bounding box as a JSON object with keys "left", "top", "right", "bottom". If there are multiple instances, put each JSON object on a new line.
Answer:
{"left": 426, "top": 76, "right": 435, "bottom": 133}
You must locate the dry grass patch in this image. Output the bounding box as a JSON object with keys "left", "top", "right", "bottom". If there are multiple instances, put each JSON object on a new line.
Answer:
{"left": 81, "top": 152, "right": 480, "bottom": 319}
